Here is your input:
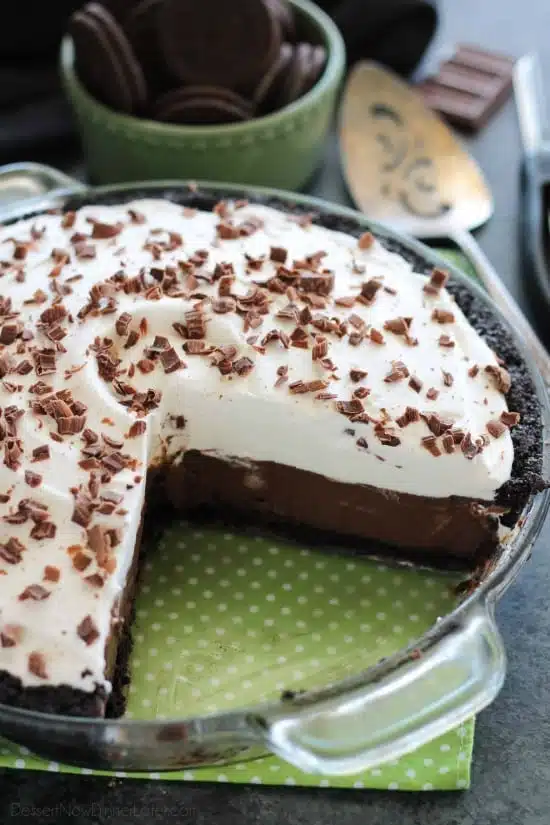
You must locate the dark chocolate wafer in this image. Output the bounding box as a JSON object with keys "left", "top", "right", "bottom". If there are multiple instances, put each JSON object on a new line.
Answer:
{"left": 416, "top": 44, "right": 515, "bottom": 132}
{"left": 123, "top": 0, "right": 172, "bottom": 94}
{"left": 265, "top": 0, "right": 296, "bottom": 42}
{"left": 155, "top": 95, "right": 253, "bottom": 125}
{"left": 253, "top": 43, "right": 294, "bottom": 110}
{"left": 70, "top": 3, "right": 147, "bottom": 113}
{"left": 152, "top": 85, "right": 254, "bottom": 121}
{"left": 158, "top": 0, "right": 281, "bottom": 91}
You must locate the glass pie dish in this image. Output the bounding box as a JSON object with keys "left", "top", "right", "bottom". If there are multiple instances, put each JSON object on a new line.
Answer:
{"left": 0, "top": 162, "right": 548, "bottom": 776}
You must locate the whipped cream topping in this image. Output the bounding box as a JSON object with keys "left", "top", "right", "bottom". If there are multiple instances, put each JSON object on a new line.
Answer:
{"left": 0, "top": 198, "right": 514, "bottom": 693}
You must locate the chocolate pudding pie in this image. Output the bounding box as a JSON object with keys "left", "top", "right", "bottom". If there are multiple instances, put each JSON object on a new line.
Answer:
{"left": 0, "top": 195, "right": 544, "bottom": 717}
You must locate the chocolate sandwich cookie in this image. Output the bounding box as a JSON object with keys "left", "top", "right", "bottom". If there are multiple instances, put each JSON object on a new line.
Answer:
{"left": 152, "top": 87, "right": 253, "bottom": 125}
{"left": 152, "top": 85, "right": 254, "bottom": 121}
{"left": 276, "top": 42, "right": 313, "bottom": 109}
{"left": 123, "top": 0, "right": 172, "bottom": 94}
{"left": 303, "top": 44, "right": 328, "bottom": 94}
{"left": 265, "top": 0, "right": 296, "bottom": 42}
{"left": 70, "top": 2, "right": 147, "bottom": 113}
{"left": 253, "top": 43, "right": 294, "bottom": 111}
{"left": 158, "top": 0, "right": 281, "bottom": 91}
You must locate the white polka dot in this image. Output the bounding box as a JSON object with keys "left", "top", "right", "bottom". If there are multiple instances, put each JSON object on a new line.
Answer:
{"left": 232, "top": 616, "right": 243, "bottom": 624}
{"left": 456, "top": 778, "right": 468, "bottom": 788}
{"left": 191, "top": 688, "right": 201, "bottom": 698}
{"left": 200, "top": 615, "right": 210, "bottom": 623}
{"left": 164, "top": 661, "right": 174, "bottom": 670}
{"left": 141, "top": 698, "right": 151, "bottom": 708}
{"left": 360, "top": 623, "right": 371, "bottom": 632}
{"left": 177, "top": 541, "right": 186, "bottom": 550}
{"left": 247, "top": 629, "right": 257, "bottom": 637}
{"left": 149, "top": 772, "right": 161, "bottom": 779}
{"left": 267, "top": 570, "right": 277, "bottom": 579}
{"left": 149, "top": 648, "right": 158, "bottom": 656}
{"left": 392, "top": 625, "right": 403, "bottom": 634}
{"left": 133, "top": 659, "right": 141, "bottom": 667}
{"left": 250, "top": 581, "right": 261, "bottom": 589}
{"left": 191, "top": 553, "right": 201, "bottom": 562}
{"left": 217, "top": 773, "right": 228, "bottom": 782}
{"left": 187, "top": 578, "right": 198, "bottom": 586}
{"left": 249, "top": 605, "right": 259, "bottom": 613}
{"left": 410, "top": 588, "right": 419, "bottom": 597}
{"left": 361, "top": 574, "right": 371, "bottom": 583}
{"left": 440, "top": 743, "right": 451, "bottom": 752}
{"left": 262, "top": 643, "right": 272, "bottom": 651}
{"left": 283, "top": 559, "right": 294, "bottom": 567}
{"left": 314, "top": 585, "right": 325, "bottom": 594}
{"left": 352, "top": 780, "right": 364, "bottom": 788}
{"left": 137, "top": 609, "right": 148, "bottom": 618}
{"left": 141, "top": 585, "right": 150, "bottom": 594}
{"left": 183, "top": 625, "right": 193, "bottom": 634}
{"left": 145, "top": 673, "right": 155, "bottom": 681}
{"left": 439, "top": 766, "right": 449, "bottom": 774}
{"left": 217, "top": 603, "right": 228, "bottom": 612}
{"left": 293, "top": 671, "right": 304, "bottom": 680}
{"left": 154, "top": 598, "right": 165, "bottom": 607}
{"left": 115, "top": 771, "right": 127, "bottom": 778}
{"left": 329, "top": 573, "right": 340, "bottom": 583}
{"left": 297, "top": 596, "right": 308, "bottom": 605}
{"left": 268, "top": 546, "right": 279, "bottom": 555}
{"left": 282, "top": 583, "right": 292, "bottom": 591}
{"left": 266, "top": 593, "right": 276, "bottom": 601}
{"left": 158, "top": 687, "right": 168, "bottom": 695}
{"left": 423, "top": 782, "right": 434, "bottom": 791}
{"left": 151, "top": 622, "right": 162, "bottom": 631}
{"left": 406, "top": 768, "right": 416, "bottom": 778}
{"left": 144, "top": 561, "right": 153, "bottom": 571}
{"left": 387, "top": 781, "right": 399, "bottom": 790}
{"left": 236, "top": 568, "right": 246, "bottom": 576}
{"left": 409, "top": 614, "right": 419, "bottom": 622}
{"left": 197, "top": 639, "right": 209, "bottom": 648}
{"left": 312, "top": 632, "right": 321, "bottom": 642}
{"left": 276, "top": 656, "right": 287, "bottom": 664}
{"left": 298, "top": 571, "right": 308, "bottom": 580}
{"left": 219, "top": 579, "right": 230, "bottom": 587}
{"left": 295, "top": 644, "right": 304, "bottom": 653}
{"left": 242, "top": 680, "right": 252, "bottom": 689}
{"left": 280, "top": 606, "right": 291, "bottom": 615}
{"left": 224, "top": 692, "right": 235, "bottom": 700}
{"left": 128, "top": 685, "right": 137, "bottom": 694}
{"left": 309, "top": 658, "right": 320, "bottom": 667}
{"left": 203, "top": 590, "right": 213, "bottom": 599}
{"left": 393, "top": 599, "right": 403, "bottom": 608}
{"left": 458, "top": 750, "right": 467, "bottom": 761}
{"left": 326, "top": 646, "right": 337, "bottom": 655}
{"left": 360, "top": 598, "right": 371, "bottom": 608}
{"left": 423, "top": 758, "right": 433, "bottom": 767}
{"left": 370, "top": 768, "right": 382, "bottom": 776}
{"left": 168, "top": 612, "right": 179, "bottom": 620}
{"left": 48, "top": 762, "right": 59, "bottom": 771}
{"left": 319, "top": 778, "right": 330, "bottom": 787}
{"left": 375, "top": 611, "right": 386, "bottom": 620}
{"left": 81, "top": 767, "right": 93, "bottom": 775}
{"left": 234, "top": 592, "right": 244, "bottom": 600}
{"left": 19, "top": 746, "right": 29, "bottom": 755}
{"left": 264, "top": 618, "right": 274, "bottom": 627}
{"left": 159, "top": 575, "right": 167, "bottom": 583}
{"left": 296, "top": 620, "right": 307, "bottom": 629}
{"left": 245, "top": 655, "right": 255, "bottom": 663}
{"left": 215, "top": 627, "right": 225, "bottom": 636}
{"left": 284, "top": 777, "right": 296, "bottom": 785}
{"left": 183, "top": 771, "right": 194, "bottom": 780}
{"left": 238, "top": 543, "right": 248, "bottom": 551}
{"left": 186, "top": 601, "right": 196, "bottom": 609}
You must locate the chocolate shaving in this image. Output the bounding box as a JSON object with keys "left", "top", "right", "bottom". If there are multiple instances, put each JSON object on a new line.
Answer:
{"left": 128, "top": 420, "right": 147, "bottom": 438}
{"left": 211, "top": 297, "right": 237, "bottom": 314}
{"left": 500, "top": 410, "right": 520, "bottom": 427}
{"left": 32, "top": 445, "right": 50, "bottom": 463}
{"left": 185, "top": 309, "right": 206, "bottom": 339}
{"left": 30, "top": 521, "right": 56, "bottom": 540}
{"left": 349, "top": 369, "right": 367, "bottom": 382}
{"left": 426, "top": 387, "right": 439, "bottom": 400}
{"left": 442, "top": 433, "right": 455, "bottom": 454}
{"left": 358, "top": 279, "right": 382, "bottom": 305}
{"left": 438, "top": 334, "right": 455, "bottom": 348}
{"left": 43, "top": 565, "right": 60, "bottom": 582}
{"left": 261, "top": 329, "right": 290, "bottom": 349}
{"left": 233, "top": 356, "right": 254, "bottom": 376}
{"left": 72, "top": 491, "right": 94, "bottom": 528}
{"left": 384, "top": 360, "right": 409, "bottom": 383}
{"left": 77, "top": 615, "right": 100, "bottom": 645}
{"left": 160, "top": 347, "right": 183, "bottom": 373}
{"left": 336, "top": 399, "right": 364, "bottom": 417}
{"left": 296, "top": 272, "right": 334, "bottom": 296}
{"left": 485, "top": 364, "right": 511, "bottom": 394}
{"left": 19, "top": 584, "right": 50, "bottom": 601}
{"left": 442, "top": 370, "right": 454, "bottom": 387}
{"left": 468, "top": 364, "right": 479, "bottom": 378}
{"left": 270, "top": 246, "right": 287, "bottom": 263}
{"left": 24, "top": 471, "right": 42, "bottom": 488}
{"left": 312, "top": 336, "right": 328, "bottom": 361}
{"left": 90, "top": 220, "right": 123, "bottom": 240}
{"left": 487, "top": 419, "right": 507, "bottom": 438}
{"left": 422, "top": 435, "right": 441, "bottom": 456}
{"left": 396, "top": 406, "right": 421, "bottom": 427}
{"left": 432, "top": 308, "right": 455, "bottom": 324}
{"left": 0, "top": 537, "right": 25, "bottom": 564}
{"left": 369, "top": 328, "right": 385, "bottom": 345}
{"left": 423, "top": 267, "right": 449, "bottom": 294}
{"left": 358, "top": 231, "right": 374, "bottom": 250}
{"left": 28, "top": 651, "right": 48, "bottom": 679}
{"left": 290, "top": 327, "right": 309, "bottom": 348}
{"left": 375, "top": 425, "right": 401, "bottom": 447}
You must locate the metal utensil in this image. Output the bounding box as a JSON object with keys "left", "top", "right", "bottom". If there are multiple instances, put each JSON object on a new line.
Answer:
{"left": 514, "top": 54, "right": 550, "bottom": 313}
{"left": 339, "top": 61, "right": 550, "bottom": 384}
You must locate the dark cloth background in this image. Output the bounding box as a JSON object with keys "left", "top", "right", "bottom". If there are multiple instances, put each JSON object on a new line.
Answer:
{"left": 0, "top": 0, "right": 437, "bottom": 162}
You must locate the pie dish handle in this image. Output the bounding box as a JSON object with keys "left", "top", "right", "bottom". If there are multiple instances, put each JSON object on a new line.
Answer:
{"left": 251, "top": 600, "right": 505, "bottom": 776}
{"left": 0, "top": 162, "right": 87, "bottom": 221}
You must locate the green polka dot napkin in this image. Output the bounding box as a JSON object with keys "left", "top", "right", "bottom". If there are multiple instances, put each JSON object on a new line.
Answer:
{"left": 0, "top": 251, "right": 477, "bottom": 790}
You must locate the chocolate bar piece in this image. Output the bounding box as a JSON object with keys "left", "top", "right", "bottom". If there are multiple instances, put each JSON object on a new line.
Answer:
{"left": 416, "top": 45, "right": 515, "bottom": 132}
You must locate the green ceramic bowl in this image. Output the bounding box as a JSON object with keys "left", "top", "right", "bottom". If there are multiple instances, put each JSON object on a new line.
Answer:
{"left": 60, "top": 0, "right": 345, "bottom": 190}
